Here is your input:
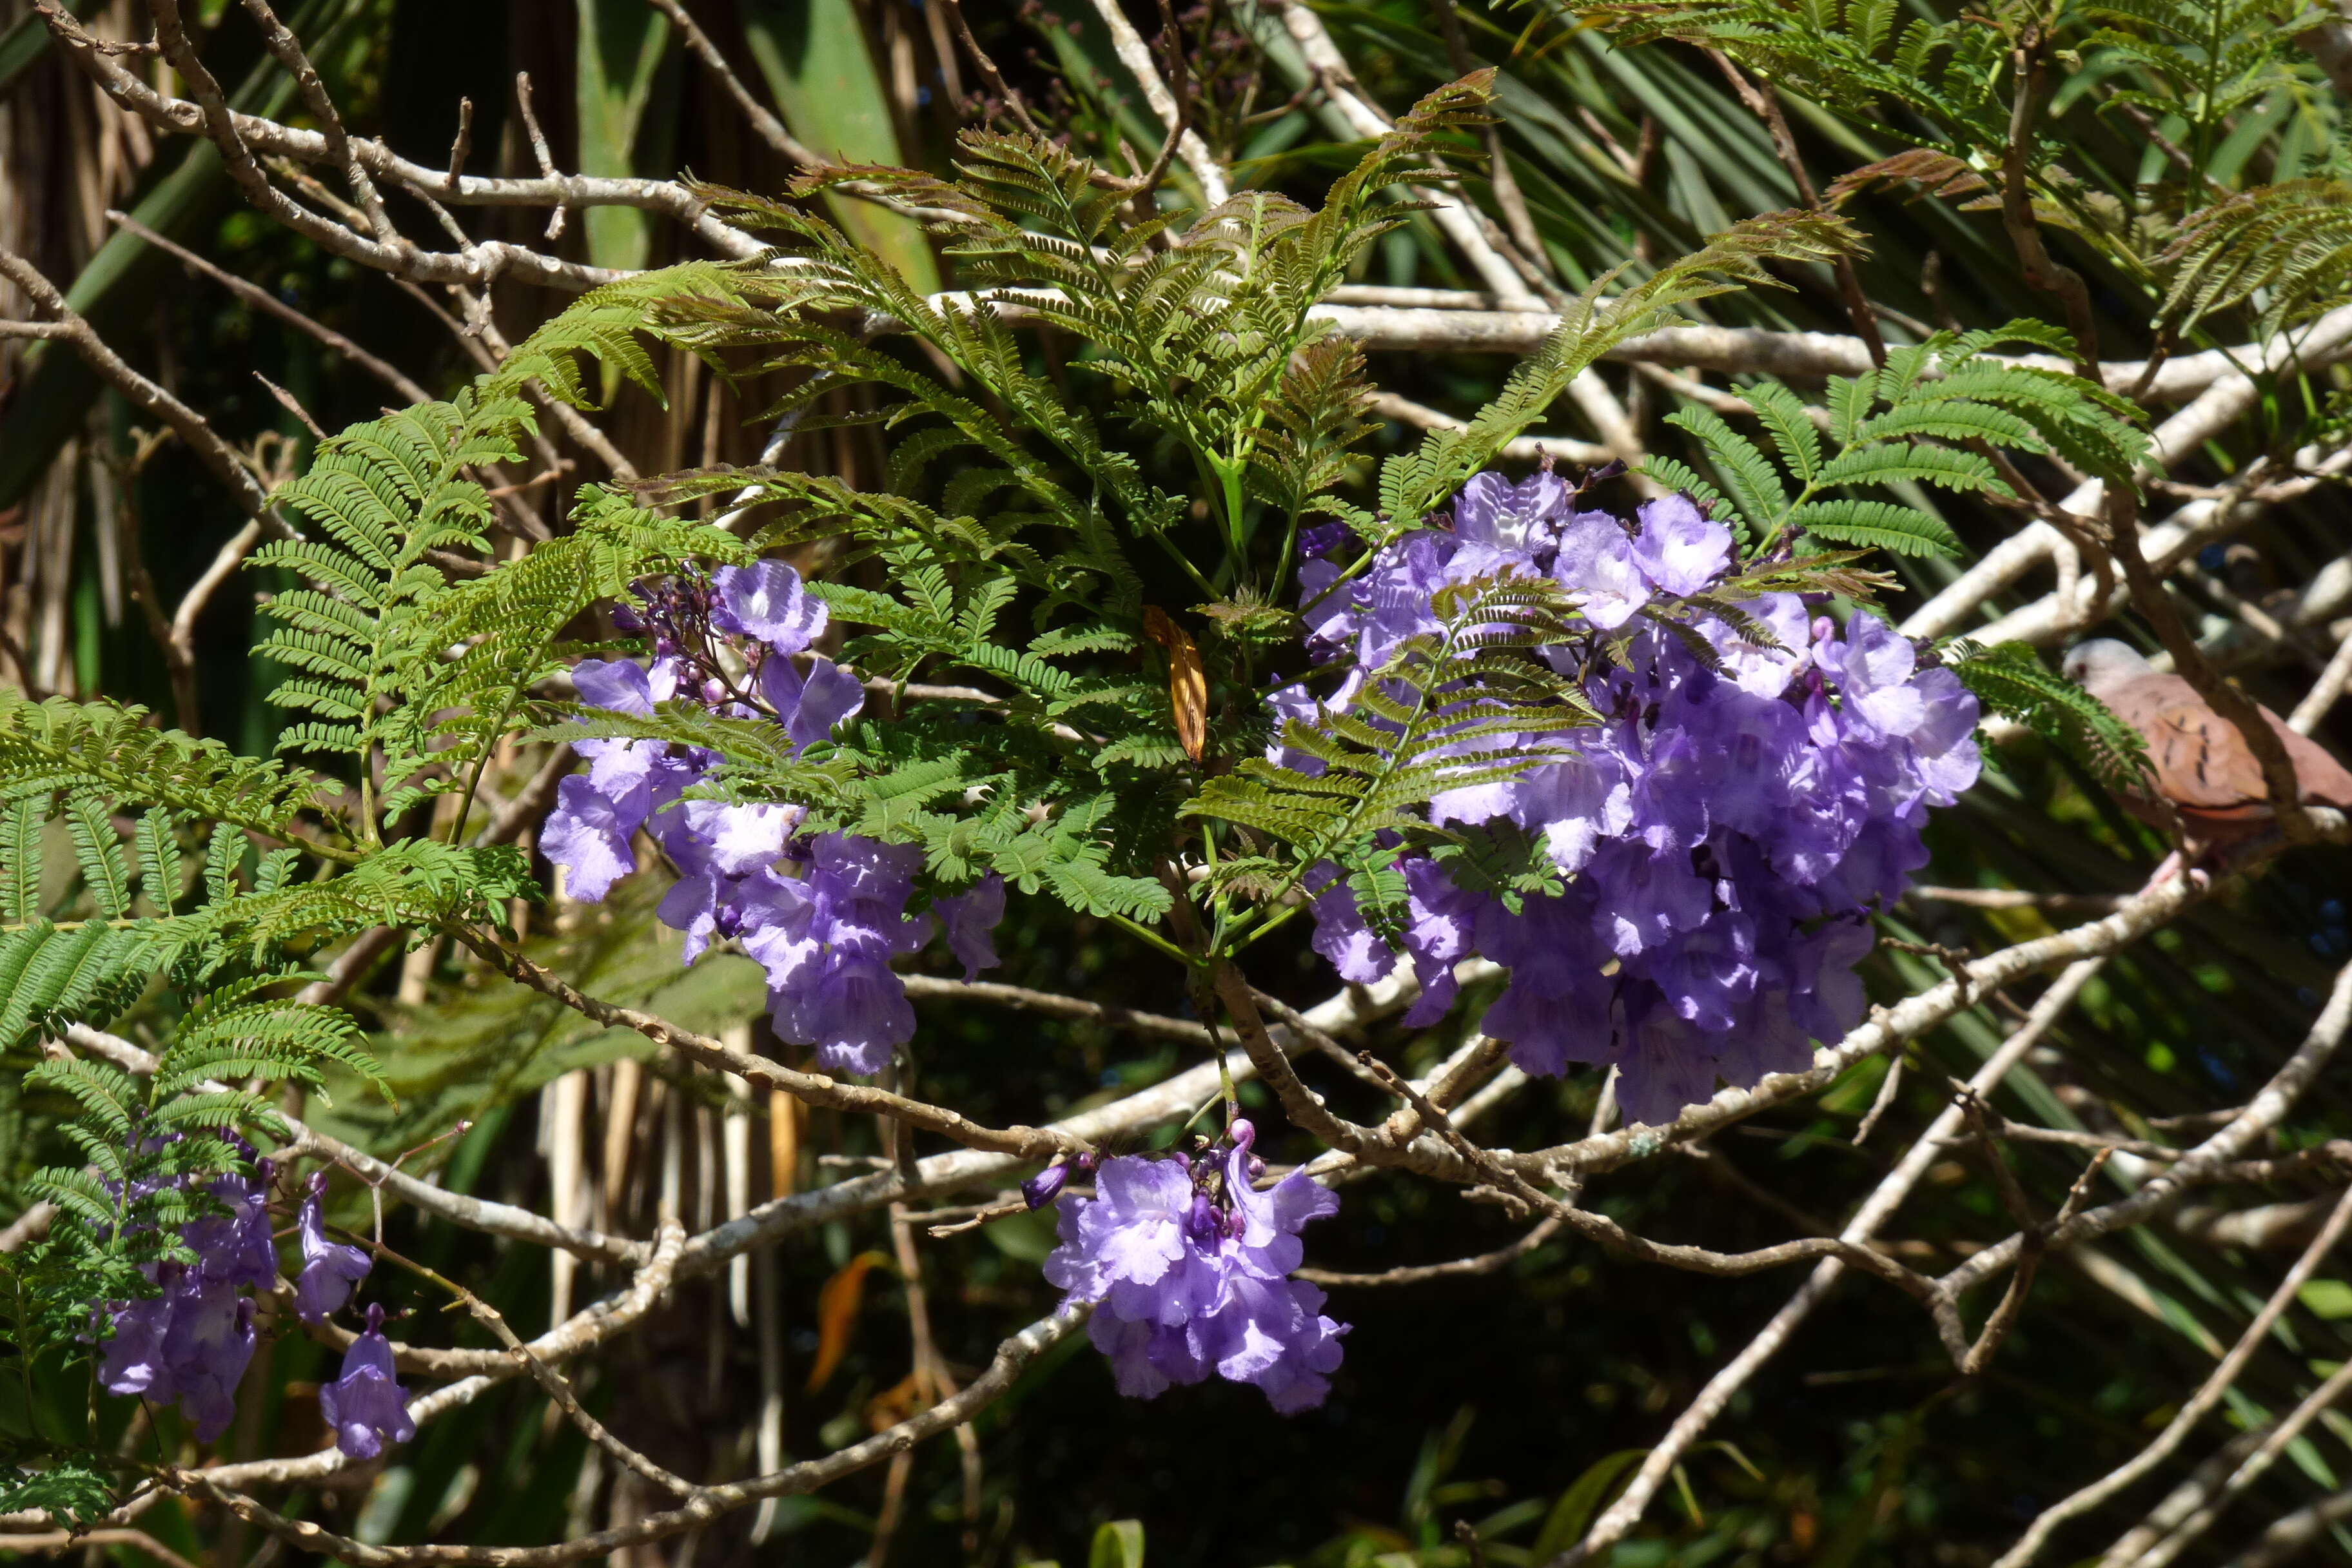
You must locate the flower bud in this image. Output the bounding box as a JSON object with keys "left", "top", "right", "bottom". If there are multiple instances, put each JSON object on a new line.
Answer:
{"left": 1020, "top": 1163, "right": 1071, "bottom": 1209}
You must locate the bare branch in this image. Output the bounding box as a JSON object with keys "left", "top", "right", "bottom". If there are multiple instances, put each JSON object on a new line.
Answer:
{"left": 1083, "top": 0, "right": 1230, "bottom": 203}
{"left": 1299, "top": 1213, "right": 1564, "bottom": 1287}
{"left": 235, "top": 0, "right": 395, "bottom": 244}
{"left": 644, "top": 0, "right": 823, "bottom": 168}
{"left": 0, "top": 1529, "right": 202, "bottom": 1568}
{"left": 513, "top": 72, "right": 566, "bottom": 243}
{"left": 2290, "top": 622, "right": 2352, "bottom": 735}
{"left": 1997, "top": 1183, "right": 2352, "bottom": 1568}
{"left": 109, "top": 209, "right": 429, "bottom": 402}
{"left": 0, "top": 243, "right": 280, "bottom": 524}
{"left": 167, "top": 1309, "right": 1088, "bottom": 1566}
{"left": 1545, "top": 955, "right": 2113, "bottom": 1565}
{"left": 1940, "top": 960, "right": 2352, "bottom": 1303}
{"left": 62, "top": 1022, "right": 648, "bottom": 1266}
{"left": 453, "top": 929, "right": 1098, "bottom": 1160}
{"left": 2113, "top": 1355, "right": 2352, "bottom": 1568}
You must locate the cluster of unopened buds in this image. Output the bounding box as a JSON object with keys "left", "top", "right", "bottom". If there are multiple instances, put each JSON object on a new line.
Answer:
{"left": 99, "top": 1137, "right": 410, "bottom": 1456}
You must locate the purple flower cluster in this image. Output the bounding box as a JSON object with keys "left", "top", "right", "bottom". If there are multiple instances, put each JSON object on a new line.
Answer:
{"left": 98, "top": 1149, "right": 403, "bottom": 1456}
{"left": 99, "top": 1153, "right": 277, "bottom": 1442}
{"left": 1042, "top": 1121, "right": 1348, "bottom": 1413}
{"left": 1291, "top": 471, "right": 1981, "bottom": 1128}
{"left": 544, "top": 560, "right": 1006, "bottom": 1075}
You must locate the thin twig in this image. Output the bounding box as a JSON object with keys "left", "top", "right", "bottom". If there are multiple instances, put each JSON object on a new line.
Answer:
{"left": 1706, "top": 50, "right": 1883, "bottom": 367}
{"left": 108, "top": 209, "right": 431, "bottom": 403}
{"left": 1997, "top": 1182, "right": 2352, "bottom": 1568}
{"left": 0, "top": 242, "right": 280, "bottom": 524}
{"left": 1545, "top": 954, "right": 2113, "bottom": 1565}
{"left": 445, "top": 97, "right": 471, "bottom": 195}
{"left": 644, "top": 0, "right": 823, "bottom": 168}
{"left": 452, "top": 930, "right": 1094, "bottom": 1160}
{"left": 1298, "top": 1213, "right": 1563, "bottom": 1287}
{"left": 164, "top": 1309, "right": 1087, "bottom": 1567}
{"left": 513, "top": 73, "right": 565, "bottom": 242}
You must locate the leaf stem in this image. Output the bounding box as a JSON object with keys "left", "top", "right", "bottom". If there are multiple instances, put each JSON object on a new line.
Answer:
{"left": 1107, "top": 911, "right": 1199, "bottom": 968}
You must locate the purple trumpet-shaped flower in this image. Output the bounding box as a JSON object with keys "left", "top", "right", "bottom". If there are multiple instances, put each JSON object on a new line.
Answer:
{"left": 1629, "top": 493, "right": 1732, "bottom": 596}
{"left": 1553, "top": 513, "right": 1651, "bottom": 630}
{"left": 321, "top": 1304, "right": 415, "bottom": 1460}
{"left": 181, "top": 1153, "right": 278, "bottom": 1292}
{"left": 710, "top": 558, "right": 827, "bottom": 655}
{"left": 1288, "top": 472, "right": 1982, "bottom": 1127}
{"left": 934, "top": 872, "right": 1007, "bottom": 983}
{"left": 291, "top": 1173, "right": 371, "bottom": 1324}
{"left": 1453, "top": 467, "right": 1570, "bottom": 558}
{"left": 1042, "top": 1121, "right": 1348, "bottom": 1413}
{"left": 543, "top": 775, "right": 640, "bottom": 903}
{"left": 757, "top": 651, "right": 865, "bottom": 752}
{"left": 545, "top": 654, "right": 704, "bottom": 904}
{"left": 164, "top": 1285, "right": 257, "bottom": 1443}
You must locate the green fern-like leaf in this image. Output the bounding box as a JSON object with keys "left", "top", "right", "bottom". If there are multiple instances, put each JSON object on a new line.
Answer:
{"left": 1786, "top": 499, "right": 1965, "bottom": 556}
{"left": 2161, "top": 181, "right": 2352, "bottom": 338}
{"left": 1950, "top": 640, "right": 2155, "bottom": 790}
{"left": 0, "top": 692, "right": 320, "bottom": 837}
{"left": 1184, "top": 574, "right": 1600, "bottom": 870}
{"left": 1378, "top": 209, "right": 1866, "bottom": 531}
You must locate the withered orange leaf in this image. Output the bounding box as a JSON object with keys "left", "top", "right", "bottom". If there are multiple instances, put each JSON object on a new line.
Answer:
{"left": 1142, "top": 605, "right": 1209, "bottom": 762}
{"left": 805, "top": 1250, "right": 894, "bottom": 1393}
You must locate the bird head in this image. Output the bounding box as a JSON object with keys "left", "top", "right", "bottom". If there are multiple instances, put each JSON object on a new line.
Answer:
{"left": 2061, "top": 638, "right": 2154, "bottom": 692}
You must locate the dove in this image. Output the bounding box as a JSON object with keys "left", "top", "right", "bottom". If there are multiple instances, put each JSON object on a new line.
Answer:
{"left": 2061, "top": 638, "right": 2352, "bottom": 850}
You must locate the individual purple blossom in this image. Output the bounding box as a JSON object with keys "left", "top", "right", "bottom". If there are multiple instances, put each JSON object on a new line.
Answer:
{"left": 1629, "top": 493, "right": 1732, "bottom": 596}
{"left": 1298, "top": 520, "right": 1348, "bottom": 560}
{"left": 1306, "top": 866, "right": 1392, "bottom": 986}
{"left": 710, "top": 559, "right": 827, "bottom": 654}
{"left": 546, "top": 654, "right": 705, "bottom": 905}
{"left": 678, "top": 800, "right": 799, "bottom": 877}
{"left": 163, "top": 1284, "right": 258, "bottom": 1442}
{"left": 292, "top": 1173, "right": 371, "bottom": 1324}
{"left": 544, "top": 776, "right": 639, "bottom": 903}
{"left": 1553, "top": 514, "right": 1651, "bottom": 629}
{"left": 1453, "top": 467, "right": 1570, "bottom": 558}
{"left": 1021, "top": 1150, "right": 1100, "bottom": 1210}
{"left": 181, "top": 1153, "right": 278, "bottom": 1291}
{"left": 1814, "top": 611, "right": 1927, "bottom": 741}
{"left": 320, "top": 1304, "right": 415, "bottom": 1460}
{"left": 1285, "top": 472, "right": 1983, "bottom": 1127}
{"left": 757, "top": 652, "right": 866, "bottom": 752}
{"left": 1041, "top": 1122, "right": 1347, "bottom": 1413}
{"left": 934, "top": 872, "right": 1006, "bottom": 982}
